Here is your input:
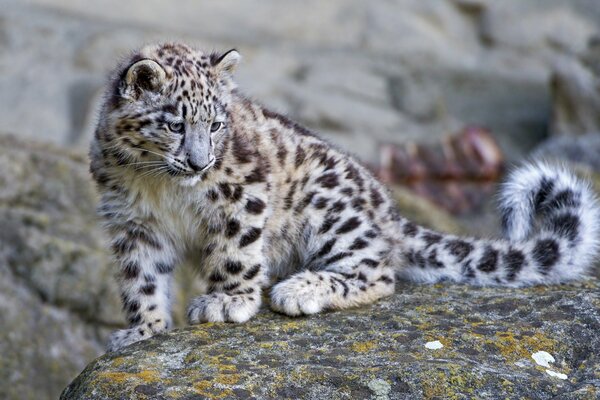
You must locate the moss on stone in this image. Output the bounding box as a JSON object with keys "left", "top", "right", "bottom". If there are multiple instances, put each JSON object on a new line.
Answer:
{"left": 61, "top": 280, "right": 600, "bottom": 399}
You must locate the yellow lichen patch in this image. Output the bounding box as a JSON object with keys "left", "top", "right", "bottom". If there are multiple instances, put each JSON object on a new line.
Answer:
{"left": 191, "top": 328, "right": 210, "bottom": 339}
{"left": 487, "top": 331, "right": 559, "bottom": 364}
{"left": 218, "top": 364, "right": 237, "bottom": 372}
{"left": 280, "top": 320, "right": 305, "bottom": 332}
{"left": 215, "top": 373, "right": 241, "bottom": 385}
{"left": 109, "top": 357, "right": 127, "bottom": 368}
{"left": 351, "top": 341, "right": 377, "bottom": 353}
{"left": 258, "top": 341, "right": 289, "bottom": 350}
{"left": 192, "top": 379, "right": 233, "bottom": 399}
{"left": 97, "top": 369, "right": 160, "bottom": 385}
{"left": 421, "top": 364, "right": 483, "bottom": 400}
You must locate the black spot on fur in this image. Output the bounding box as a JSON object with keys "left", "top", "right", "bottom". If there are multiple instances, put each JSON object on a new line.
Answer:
{"left": 231, "top": 184, "right": 244, "bottom": 201}
{"left": 316, "top": 172, "right": 339, "bottom": 189}
{"left": 125, "top": 299, "right": 140, "bottom": 314}
{"left": 319, "top": 215, "right": 341, "bottom": 234}
{"left": 204, "top": 243, "right": 216, "bottom": 257}
{"left": 155, "top": 262, "right": 174, "bottom": 274}
{"left": 239, "top": 227, "right": 262, "bottom": 247}
{"left": 344, "top": 164, "right": 364, "bottom": 191}
{"left": 534, "top": 178, "right": 555, "bottom": 211}
{"left": 349, "top": 237, "right": 369, "bottom": 250}
{"left": 245, "top": 165, "right": 266, "bottom": 184}
{"left": 378, "top": 275, "right": 394, "bottom": 284}
{"left": 314, "top": 197, "right": 329, "bottom": 209}
{"left": 361, "top": 258, "right": 379, "bottom": 268}
{"left": 225, "top": 260, "right": 244, "bottom": 274}
{"left": 406, "top": 250, "right": 426, "bottom": 268}
{"left": 427, "top": 249, "right": 444, "bottom": 269}
{"left": 206, "top": 189, "right": 219, "bottom": 202}
{"left": 504, "top": 248, "right": 525, "bottom": 281}
{"left": 340, "top": 187, "right": 354, "bottom": 197}
{"left": 370, "top": 187, "right": 384, "bottom": 208}
{"left": 316, "top": 238, "right": 337, "bottom": 258}
{"left": 218, "top": 182, "right": 232, "bottom": 198}
{"left": 550, "top": 213, "right": 580, "bottom": 242}
{"left": 544, "top": 189, "right": 580, "bottom": 212}
{"left": 365, "top": 229, "right": 378, "bottom": 239}
{"left": 209, "top": 271, "right": 227, "bottom": 282}
{"left": 128, "top": 314, "right": 141, "bottom": 325}
{"left": 283, "top": 181, "right": 298, "bottom": 210}
{"left": 295, "top": 145, "right": 306, "bottom": 168}
{"left": 402, "top": 222, "right": 418, "bottom": 237}
{"left": 243, "top": 264, "right": 261, "bottom": 280}
{"left": 533, "top": 239, "right": 560, "bottom": 274}
{"left": 329, "top": 200, "right": 346, "bottom": 213}
{"left": 422, "top": 232, "right": 442, "bottom": 247}
{"left": 231, "top": 131, "right": 254, "bottom": 163}
{"left": 351, "top": 197, "right": 366, "bottom": 211}
{"left": 123, "top": 261, "right": 140, "bottom": 279}
{"left": 140, "top": 284, "right": 156, "bottom": 295}
{"left": 324, "top": 252, "right": 353, "bottom": 266}
{"left": 246, "top": 198, "right": 266, "bottom": 214}
{"left": 225, "top": 219, "right": 241, "bottom": 237}
{"left": 335, "top": 216, "right": 362, "bottom": 234}
{"left": 477, "top": 246, "right": 498, "bottom": 273}
{"left": 445, "top": 239, "right": 474, "bottom": 262}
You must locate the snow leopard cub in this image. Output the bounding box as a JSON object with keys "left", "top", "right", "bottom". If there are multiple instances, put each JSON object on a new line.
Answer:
{"left": 89, "top": 43, "right": 600, "bottom": 352}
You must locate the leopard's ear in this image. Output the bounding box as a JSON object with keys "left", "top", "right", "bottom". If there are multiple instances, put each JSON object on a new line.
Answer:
{"left": 211, "top": 49, "right": 241, "bottom": 75}
{"left": 122, "top": 59, "right": 166, "bottom": 98}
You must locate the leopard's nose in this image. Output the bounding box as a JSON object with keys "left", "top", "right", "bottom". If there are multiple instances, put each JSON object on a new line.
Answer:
{"left": 187, "top": 157, "right": 206, "bottom": 172}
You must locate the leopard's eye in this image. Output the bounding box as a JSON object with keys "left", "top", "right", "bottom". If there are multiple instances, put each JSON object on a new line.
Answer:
{"left": 168, "top": 121, "right": 185, "bottom": 134}
{"left": 210, "top": 122, "right": 223, "bottom": 133}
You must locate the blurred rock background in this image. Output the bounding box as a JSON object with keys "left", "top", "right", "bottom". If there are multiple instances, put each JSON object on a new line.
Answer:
{"left": 0, "top": 1, "right": 599, "bottom": 399}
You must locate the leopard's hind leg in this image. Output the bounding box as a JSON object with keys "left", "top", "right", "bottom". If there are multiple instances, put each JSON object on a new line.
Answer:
{"left": 271, "top": 258, "right": 395, "bottom": 316}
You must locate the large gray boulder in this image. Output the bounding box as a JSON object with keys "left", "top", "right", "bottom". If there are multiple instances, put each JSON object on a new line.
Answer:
{"left": 0, "top": 134, "right": 113, "bottom": 400}
{"left": 61, "top": 280, "right": 600, "bottom": 399}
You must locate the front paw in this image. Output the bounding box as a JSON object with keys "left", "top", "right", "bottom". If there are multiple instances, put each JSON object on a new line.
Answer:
{"left": 106, "top": 318, "right": 170, "bottom": 352}
{"left": 187, "top": 292, "right": 260, "bottom": 324}
{"left": 106, "top": 327, "right": 149, "bottom": 352}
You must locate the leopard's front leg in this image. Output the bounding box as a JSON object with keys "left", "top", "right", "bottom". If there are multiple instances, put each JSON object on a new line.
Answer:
{"left": 106, "top": 220, "right": 177, "bottom": 352}
{"left": 187, "top": 194, "right": 267, "bottom": 324}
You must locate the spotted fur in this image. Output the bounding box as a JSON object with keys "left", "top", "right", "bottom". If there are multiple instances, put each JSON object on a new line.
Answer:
{"left": 91, "top": 43, "right": 600, "bottom": 352}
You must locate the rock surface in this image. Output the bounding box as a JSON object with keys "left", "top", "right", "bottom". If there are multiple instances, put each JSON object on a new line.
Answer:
{"left": 61, "top": 280, "right": 600, "bottom": 400}
{"left": 0, "top": 134, "right": 111, "bottom": 400}
{"left": 550, "top": 37, "right": 600, "bottom": 136}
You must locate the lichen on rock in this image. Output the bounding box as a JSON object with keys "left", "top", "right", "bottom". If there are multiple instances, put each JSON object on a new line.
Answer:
{"left": 61, "top": 281, "right": 600, "bottom": 399}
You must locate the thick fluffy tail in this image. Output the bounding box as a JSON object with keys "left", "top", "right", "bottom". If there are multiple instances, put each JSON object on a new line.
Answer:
{"left": 396, "top": 162, "right": 600, "bottom": 286}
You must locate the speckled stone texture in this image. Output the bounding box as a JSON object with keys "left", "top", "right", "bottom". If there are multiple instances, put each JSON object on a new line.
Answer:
{"left": 61, "top": 280, "right": 600, "bottom": 399}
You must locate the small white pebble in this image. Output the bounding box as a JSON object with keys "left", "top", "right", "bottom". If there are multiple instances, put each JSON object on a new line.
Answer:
{"left": 531, "top": 351, "right": 555, "bottom": 368}
{"left": 425, "top": 340, "right": 444, "bottom": 350}
{"left": 546, "top": 369, "right": 568, "bottom": 380}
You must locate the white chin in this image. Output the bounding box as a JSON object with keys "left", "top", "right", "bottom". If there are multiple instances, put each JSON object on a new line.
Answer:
{"left": 178, "top": 175, "right": 201, "bottom": 187}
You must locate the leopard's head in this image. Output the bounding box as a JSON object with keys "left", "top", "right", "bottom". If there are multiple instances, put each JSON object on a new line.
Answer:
{"left": 99, "top": 43, "right": 241, "bottom": 184}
